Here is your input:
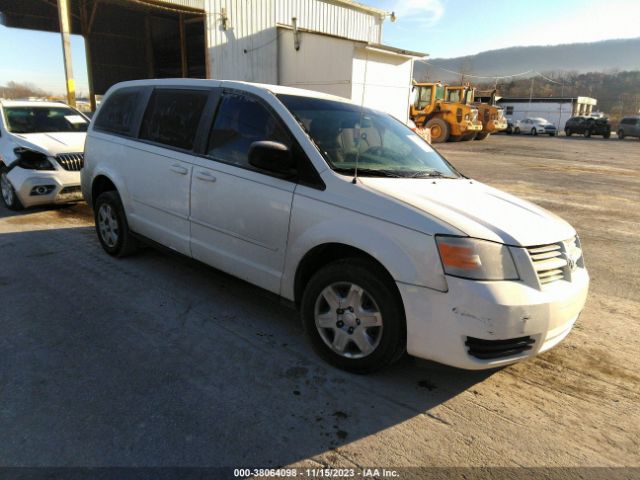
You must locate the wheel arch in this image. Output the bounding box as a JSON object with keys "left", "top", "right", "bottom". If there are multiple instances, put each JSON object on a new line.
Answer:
{"left": 91, "top": 174, "right": 118, "bottom": 208}
{"left": 293, "top": 242, "right": 403, "bottom": 311}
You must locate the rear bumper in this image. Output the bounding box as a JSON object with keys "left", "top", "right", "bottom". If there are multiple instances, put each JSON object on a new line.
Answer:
{"left": 399, "top": 268, "right": 589, "bottom": 370}
{"left": 9, "top": 167, "right": 82, "bottom": 207}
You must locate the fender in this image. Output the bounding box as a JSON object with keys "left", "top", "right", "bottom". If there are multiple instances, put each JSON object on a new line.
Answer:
{"left": 280, "top": 193, "right": 449, "bottom": 301}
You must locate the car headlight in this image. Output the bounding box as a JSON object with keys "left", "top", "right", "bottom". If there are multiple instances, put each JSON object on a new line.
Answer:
{"left": 436, "top": 236, "right": 519, "bottom": 280}
{"left": 13, "top": 147, "right": 55, "bottom": 171}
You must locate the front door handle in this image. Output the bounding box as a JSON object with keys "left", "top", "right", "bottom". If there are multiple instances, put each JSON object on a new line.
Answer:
{"left": 195, "top": 171, "right": 217, "bottom": 182}
{"left": 170, "top": 164, "right": 188, "bottom": 175}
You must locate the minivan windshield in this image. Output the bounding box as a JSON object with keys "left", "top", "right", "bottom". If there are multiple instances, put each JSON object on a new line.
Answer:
{"left": 277, "top": 94, "right": 460, "bottom": 179}
{"left": 3, "top": 106, "right": 89, "bottom": 134}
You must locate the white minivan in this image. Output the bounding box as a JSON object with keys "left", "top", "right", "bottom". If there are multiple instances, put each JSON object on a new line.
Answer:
{"left": 81, "top": 79, "right": 589, "bottom": 373}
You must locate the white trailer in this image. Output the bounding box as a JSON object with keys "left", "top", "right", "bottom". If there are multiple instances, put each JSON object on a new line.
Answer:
{"left": 499, "top": 96, "right": 598, "bottom": 130}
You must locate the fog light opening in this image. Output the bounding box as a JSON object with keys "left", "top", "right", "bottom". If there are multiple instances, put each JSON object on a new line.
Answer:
{"left": 30, "top": 185, "right": 55, "bottom": 196}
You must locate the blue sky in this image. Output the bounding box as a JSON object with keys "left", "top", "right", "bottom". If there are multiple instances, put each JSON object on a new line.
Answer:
{"left": 1, "top": 0, "right": 638, "bottom": 95}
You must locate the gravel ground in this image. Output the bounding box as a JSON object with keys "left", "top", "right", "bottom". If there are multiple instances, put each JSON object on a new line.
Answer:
{"left": 0, "top": 134, "right": 638, "bottom": 473}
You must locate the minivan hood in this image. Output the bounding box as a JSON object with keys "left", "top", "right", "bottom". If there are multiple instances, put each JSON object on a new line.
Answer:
{"left": 12, "top": 132, "right": 86, "bottom": 156}
{"left": 360, "top": 178, "right": 575, "bottom": 246}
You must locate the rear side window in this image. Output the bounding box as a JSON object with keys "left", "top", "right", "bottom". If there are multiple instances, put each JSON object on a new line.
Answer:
{"left": 139, "top": 89, "right": 209, "bottom": 150}
{"left": 94, "top": 88, "right": 142, "bottom": 136}
{"left": 206, "top": 93, "right": 291, "bottom": 168}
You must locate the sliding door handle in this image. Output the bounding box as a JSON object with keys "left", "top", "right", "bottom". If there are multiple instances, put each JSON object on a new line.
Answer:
{"left": 170, "top": 164, "right": 189, "bottom": 175}
{"left": 195, "top": 171, "right": 217, "bottom": 182}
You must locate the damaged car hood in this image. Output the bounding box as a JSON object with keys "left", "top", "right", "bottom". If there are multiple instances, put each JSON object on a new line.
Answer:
{"left": 359, "top": 177, "right": 576, "bottom": 246}
{"left": 12, "top": 132, "right": 86, "bottom": 156}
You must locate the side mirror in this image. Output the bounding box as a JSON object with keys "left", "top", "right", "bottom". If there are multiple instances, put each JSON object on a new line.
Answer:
{"left": 248, "top": 141, "right": 295, "bottom": 176}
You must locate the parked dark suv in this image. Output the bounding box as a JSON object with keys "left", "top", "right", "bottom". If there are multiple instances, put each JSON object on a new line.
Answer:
{"left": 564, "top": 116, "right": 611, "bottom": 138}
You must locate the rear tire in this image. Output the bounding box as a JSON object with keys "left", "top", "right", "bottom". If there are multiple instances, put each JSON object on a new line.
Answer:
{"left": 565, "top": 128, "right": 572, "bottom": 137}
{"left": 532, "top": 128, "right": 538, "bottom": 136}
{"left": 584, "top": 129, "right": 591, "bottom": 138}
{"left": 603, "top": 132, "right": 611, "bottom": 139}
{"left": 514, "top": 127, "right": 520, "bottom": 134}
{"left": 0, "top": 167, "right": 23, "bottom": 211}
{"left": 425, "top": 118, "right": 450, "bottom": 143}
{"left": 475, "top": 132, "right": 489, "bottom": 140}
{"left": 94, "top": 191, "right": 139, "bottom": 257}
{"left": 301, "top": 258, "right": 406, "bottom": 374}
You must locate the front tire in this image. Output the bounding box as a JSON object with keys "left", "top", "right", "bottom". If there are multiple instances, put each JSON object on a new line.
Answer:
{"left": 532, "top": 128, "right": 538, "bottom": 136}
{"left": 94, "top": 191, "right": 139, "bottom": 257}
{"left": 0, "top": 167, "right": 23, "bottom": 211}
{"left": 565, "top": 128, "right": 572, "bottom": 137}
{"left": 618, "top": 130, "right": 624, "bottom": 140}
{"left": 584, "top": 129, "right": 591, "bottom": 138}
{"left": 301, "top": 259, "right": 406, "bottom": 374}
{"left": 425, "top": 118, "right": 450, "bottom": 143}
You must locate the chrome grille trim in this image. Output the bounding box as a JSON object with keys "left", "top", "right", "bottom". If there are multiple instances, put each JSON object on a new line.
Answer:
{"left": 56, "top": 153, "right": 84, "bottom": 171}
{"left": 525, "top": 236, "right": 582, "bottom": 287}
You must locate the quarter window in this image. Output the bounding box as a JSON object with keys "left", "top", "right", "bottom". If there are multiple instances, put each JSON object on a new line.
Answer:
{"left": 139, "top": 89, "right": 209, "bottom": 150}
{"left": 94, "top": 88, "right": 142, "bottom": 136}
{"left": 207, "top": 93, "right": 290, "bottom": 169}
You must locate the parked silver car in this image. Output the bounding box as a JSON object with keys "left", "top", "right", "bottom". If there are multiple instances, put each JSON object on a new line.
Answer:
{"left": 617, "top": 116, "right": 640, "bottom": 140}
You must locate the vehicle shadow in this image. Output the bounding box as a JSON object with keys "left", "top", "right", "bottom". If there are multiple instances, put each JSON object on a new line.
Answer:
{"left": 0, "top": 222, "right": 494, "bottom": 467}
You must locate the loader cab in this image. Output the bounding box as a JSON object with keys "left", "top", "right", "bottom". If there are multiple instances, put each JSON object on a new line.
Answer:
{"left": 412, "top": 83, "right": 445, "bottom": 111}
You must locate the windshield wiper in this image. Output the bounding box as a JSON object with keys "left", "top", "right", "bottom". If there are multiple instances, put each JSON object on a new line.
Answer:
{"left": 334, "top": 167, "right": 404, "bottom": 178}
{"left": 409, "top": 170, "right": 453, "bottom": 178}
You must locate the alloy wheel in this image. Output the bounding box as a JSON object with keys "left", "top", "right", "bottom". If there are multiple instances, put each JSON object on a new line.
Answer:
{"left": 97, "top": 203, "right": 120, "bottom": 248}
{"left": 314, "top": 282, "right": 383, "bottom": 359}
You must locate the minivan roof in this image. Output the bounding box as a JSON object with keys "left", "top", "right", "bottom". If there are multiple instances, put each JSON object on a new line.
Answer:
{"left": 106, "top": 78, "right": 353, "bottom": 104}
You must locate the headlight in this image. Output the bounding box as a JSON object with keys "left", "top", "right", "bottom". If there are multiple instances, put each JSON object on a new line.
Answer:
{"left": 13, "top": 147, "right": 55, "bottom": 171}
{"left": 436, "top": 236, "right": 519, "bottom": 280}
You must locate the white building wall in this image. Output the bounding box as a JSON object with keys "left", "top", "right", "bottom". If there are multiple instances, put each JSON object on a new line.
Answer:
{"left": 205, "top": 0, "right": 279, "bottom": 84}
{"left": 351, "top": 48, "right": 413, "bottom": 122}
{"left": 278, "top": 29, "right": 354, "bottom": 98}
{"left": 205, "top": 0, "right": 384, "bottom": 84}
{"left": 279, "top": 30, "right": 414, "bottom": 122}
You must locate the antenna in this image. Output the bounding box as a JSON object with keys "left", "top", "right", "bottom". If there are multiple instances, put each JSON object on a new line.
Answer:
{"left": 353, "top": 48, "right": 370, "bottom": 184}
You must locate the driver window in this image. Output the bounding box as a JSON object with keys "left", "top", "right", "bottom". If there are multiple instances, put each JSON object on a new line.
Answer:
{"left": 207, "top": 93, "right": 291, "bottom": 169}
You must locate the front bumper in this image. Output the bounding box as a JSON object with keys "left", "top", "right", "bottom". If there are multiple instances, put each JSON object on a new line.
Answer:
{"left": 399, "top": 267, "right": 589, "bottom": 370}
{"left": 9, "top": 167, "right": 83, "bottom": 207}
{"left": 463, "top": 121, "right": 483, "bottom": 133}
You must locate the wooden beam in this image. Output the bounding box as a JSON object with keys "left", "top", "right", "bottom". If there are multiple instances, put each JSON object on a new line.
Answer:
{"left": 179, "top": 13, "right": 188, "bottom": 77}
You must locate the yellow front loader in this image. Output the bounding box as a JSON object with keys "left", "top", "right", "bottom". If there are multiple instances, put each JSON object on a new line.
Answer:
{"left": 409, "top": 82, "right": 482, "bottom": 143}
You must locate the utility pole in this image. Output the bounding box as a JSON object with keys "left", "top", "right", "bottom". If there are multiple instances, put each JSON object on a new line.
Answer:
{"left": 57, "top": 0, "right": 76, "bottom": 107}
{"left": 526, "top": 78, "right": 534, "bottom": 117}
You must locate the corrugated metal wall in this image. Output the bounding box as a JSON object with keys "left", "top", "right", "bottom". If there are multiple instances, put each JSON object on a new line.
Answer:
{"left": 206, "top": 0, "right": 278, "bottom": 83}
{"left": 276, "top": 0, "right": 381, "bottom": 43}
{"left": 205, "top": 0, "right": 383, "bottom": 83}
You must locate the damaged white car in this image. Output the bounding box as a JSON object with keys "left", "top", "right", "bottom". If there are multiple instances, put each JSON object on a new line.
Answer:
{"left": 0, "top": 100, "right": 88, "bottom": 210}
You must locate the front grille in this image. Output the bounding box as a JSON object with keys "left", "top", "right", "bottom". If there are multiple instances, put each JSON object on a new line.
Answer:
{"left": 527, "top": 242, "right": 567, "bottom": 285}
{"left": 526, "top": 237, "right": 582, "bottom": 286}
{"left": 466, "top": 336, "right": 535, "bottom": 360}
{"left": 56, "top": 153, "right": 84, "bottom": 171}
